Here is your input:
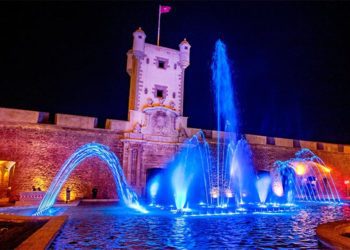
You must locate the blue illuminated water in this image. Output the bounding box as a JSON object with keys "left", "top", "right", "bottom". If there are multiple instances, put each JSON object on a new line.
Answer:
{"left": 211, "top": 39, "right": 237, "bottom": 135}
{"left": 49, "top": 203, "right": 350, "bottom": 249}
{"left": 271, "top": 148, "right": 340, "bottom": 203}
{"left": 146, "top": 40, "right": 340, "bottom": 211}
{"left": 36, "top": 142, "right": 146, "bottom": 215}
{"left": 149, "top": 131, "right": 212, "bottom": 210}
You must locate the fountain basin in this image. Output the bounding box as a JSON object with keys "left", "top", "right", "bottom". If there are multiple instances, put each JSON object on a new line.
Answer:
{"left": 316, "top": 220, "right": 350, "bottom": 249}
{"left": 45, "top": 202, "right": 350, "bottom": 249}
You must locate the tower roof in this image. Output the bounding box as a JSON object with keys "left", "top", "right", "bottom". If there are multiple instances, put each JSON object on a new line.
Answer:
{"left": 134, "top": 27, "right": 145, "bottom": 34}
{"left": 180, "top": 38, "right": 190, "bottom": 46}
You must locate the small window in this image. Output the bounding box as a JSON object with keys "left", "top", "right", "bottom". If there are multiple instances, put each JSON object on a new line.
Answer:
{"left": 173, "top": 92, "right": 176, "bottom": 98}
{"left": 184, "top": 46, "right": 188, "bottom": 50}
{"left": 156, "top": 89, "right": 164, "bottom": 98}
{"left": 144, "top": 88, "right": 148, "bottom": 94}
{"left": 174, "top": 64, "right": 177, "bottom": 70}
{"left": 146, "top": 58, "right": 150, "bottom": 64}
{"left": 158, "top": 60, "right": 165, "bottom": 69}
{"left": 138, "top": 35, "right": 142, "bottom": 39}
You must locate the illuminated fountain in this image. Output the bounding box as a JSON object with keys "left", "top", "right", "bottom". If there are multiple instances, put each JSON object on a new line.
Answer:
{"left": 147, "top": 40, "right": 260, "bottom": 211}
{"left": 35, "top": 40, "right": 341, "bottom": 217}
{"left": 148, "top": 131, "right": 212, "bottom": 210}
{"left": 36, "top": 142, "right": 146, "bottom": 215}
{"left": 271, "top": 148, "right": 340, "bottom": 203}
{"left": 146, "top": 40, "right": 341, "bottom": 214}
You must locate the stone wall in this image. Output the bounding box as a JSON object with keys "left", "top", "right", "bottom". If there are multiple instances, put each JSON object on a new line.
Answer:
{"left": 249, "top": 139, "right": 350, "bottom": 197}
{"left": 0, "top": 122, "right": 124, "bottom": 201}
{"left": 1, "top": 107, "right": 350, "bottom": 201}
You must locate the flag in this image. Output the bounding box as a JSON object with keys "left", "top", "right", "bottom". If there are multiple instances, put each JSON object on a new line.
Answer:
{"left": 160, "top": 5, "right": 171, "bottom": 14}
{"left": 157, "top": 5, "right": 172, "bottom": 46}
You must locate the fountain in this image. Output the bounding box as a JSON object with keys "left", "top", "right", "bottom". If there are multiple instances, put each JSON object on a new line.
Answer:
{"left": 1, "top": 38, "right": 345, "bottom": 250}
{"left": 34, "top": 40, "right": 341, "bottom": 217}
{"left": 35, "top": 142, "right": 147, "bottom": 215}
{"left": 271, "top": 148, "right": 340, "bottom": 203}
{"left": 145, "top": 39, "right": 341, "bottom": 213}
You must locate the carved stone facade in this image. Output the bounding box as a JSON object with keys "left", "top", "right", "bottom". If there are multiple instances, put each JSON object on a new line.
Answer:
{"left": 142, "top": 107, "right": 178, "bottom": 137}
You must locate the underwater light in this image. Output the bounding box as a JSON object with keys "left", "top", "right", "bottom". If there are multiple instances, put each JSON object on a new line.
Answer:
{"left": 225, "top": 189, "right": 233, "bottom": 198}
{"left": 294, "top": 163, "right": 306, "bottom": 176}
{"left": 149, "top": 179, "right": 159, "bottom": 198}
{"left": 210, "top": 188, "right": 219, "bottom": 198}
{"left": 315, "top": 163, "right": 331, "bottom": 173}
{"left": 272, "top": 181, "right": 283, "bottom": 197}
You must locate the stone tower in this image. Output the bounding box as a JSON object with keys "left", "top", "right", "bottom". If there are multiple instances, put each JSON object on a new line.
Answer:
{"left": 126, "top": 27, "right": 191, "bottom": 139}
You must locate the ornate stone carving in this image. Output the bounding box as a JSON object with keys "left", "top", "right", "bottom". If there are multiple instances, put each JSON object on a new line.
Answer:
{"left": 141, "top": 107, "right": 178, "bottom": 136}
{"left": 169, "top": 101, "right": 175, "bottom": 109}
{"left": 133, "top": 122, "right": 142, "bottom": 133}
{"left": 147, "top": 98, "right": 153, "bottom": 106}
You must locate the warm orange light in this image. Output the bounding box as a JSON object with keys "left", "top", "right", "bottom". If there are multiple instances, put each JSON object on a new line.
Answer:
{"left": 294, "top": 163, "right": 306, "bottom": 176}
{"left": 210, "top": 188, "right": 219, "bottom": 198}
{"left": 313, "top": 162, "right": 331, "bottom": 173}
{"left": 345, "top": 180, "right": 350, "bottom": 185}
{"left": 320, "top": 165, "right": 331, "bottom": 173}
{"left": 33, "top": 176, "right": 47, "bottom": 190}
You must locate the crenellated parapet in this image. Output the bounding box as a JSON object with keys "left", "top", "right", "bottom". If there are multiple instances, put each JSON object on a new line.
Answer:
{"left": 0, "top": 106, "right": 349, "bottom": 154}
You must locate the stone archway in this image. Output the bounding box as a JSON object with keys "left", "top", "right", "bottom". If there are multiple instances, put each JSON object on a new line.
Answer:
{"left": 0, "top": 160, "right": 16, "bottom": 199}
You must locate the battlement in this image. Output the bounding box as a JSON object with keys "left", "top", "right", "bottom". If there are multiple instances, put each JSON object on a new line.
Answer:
{"left": 0, "top": 106, "right": 348, "bottom": 154}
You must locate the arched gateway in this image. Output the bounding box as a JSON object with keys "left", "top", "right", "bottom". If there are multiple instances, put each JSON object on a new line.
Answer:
{"left": 36, "top": 142, "right": 146, "bottom": 215}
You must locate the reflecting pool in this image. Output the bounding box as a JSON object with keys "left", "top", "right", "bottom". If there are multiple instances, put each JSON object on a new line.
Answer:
{"left": 50, "top": 202, "right": 350, "bottom": 249}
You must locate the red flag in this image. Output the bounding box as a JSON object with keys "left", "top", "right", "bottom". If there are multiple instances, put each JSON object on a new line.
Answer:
{"left": 160, "top": 5, "right": 171, "bottom": 14}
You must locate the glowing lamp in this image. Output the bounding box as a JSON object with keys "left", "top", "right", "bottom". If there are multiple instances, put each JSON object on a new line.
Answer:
{"left": 295, "top": 163, "right": 306, "bottom": 176}
{"left": 321, "top": 165, "right": 331, "bottom": 173}
{"left": 210, "top": 188, "right": 219, "bottom": 198}
{"left": 345, "top": 180, "right": 350, "bottom": 185}
{"left": 314, "top": 162, "right": 331, "bottom": 173}
{"left": 225, "top": 189, "right": 233, "bottom": 198}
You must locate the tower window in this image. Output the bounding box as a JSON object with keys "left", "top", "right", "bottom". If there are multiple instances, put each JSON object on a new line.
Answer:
{"left": 155, "top": 57, "right": 169, "bottom": 69}
{"left": 144, "top": 88, "right": 148, "bottom": 94}
{"left": 153, "top": 84, "right": 168, "bottom": 99}
{"left": 158, "top": 60, "right": 165, "bottom": 69}
{"left": 156, "top": 89, "right": 164, "bottom": 98}
{"left": 174, "top": 64, "right": 177, "bottom": 69}
{"left": 173, "top": 92, "right": 176, "bottom": 98}
{"left": 138, "top": 35, "right": 142, "bottom": 39}
{"left": 184, "top": 46, "right": 188, "bottom": 50}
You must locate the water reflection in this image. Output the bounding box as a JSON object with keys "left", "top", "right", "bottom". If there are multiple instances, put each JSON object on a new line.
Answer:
{"left": 50, "top": 203, "right": 350, "bottom": 249}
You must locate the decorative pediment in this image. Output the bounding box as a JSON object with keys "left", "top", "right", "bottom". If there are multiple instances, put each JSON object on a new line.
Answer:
{"left": 141, "top": 107, "right": 178, "bottom": 136}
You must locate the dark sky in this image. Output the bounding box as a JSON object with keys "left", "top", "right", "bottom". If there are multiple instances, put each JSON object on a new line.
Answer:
{"left": 1, "top": 1, "right": 350, "bottom": 143}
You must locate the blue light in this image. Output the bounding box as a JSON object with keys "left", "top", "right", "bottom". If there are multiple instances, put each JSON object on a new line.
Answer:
{"left": 149, "top": 178, "right": 160, "bottom": 198}
{"left": 35, "top": 142, "right": 147, "bottom": 215}
{"left": 256, "top": 175, "right": 271, "bottom": 203}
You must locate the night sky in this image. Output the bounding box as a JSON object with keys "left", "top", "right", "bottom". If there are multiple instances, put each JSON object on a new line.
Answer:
{"left": 1, "top": 2, "right": 350, "bottom": 143}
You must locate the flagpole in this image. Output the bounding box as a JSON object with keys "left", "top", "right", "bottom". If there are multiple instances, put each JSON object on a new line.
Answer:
{"left": 157, "top": 5, "right": 161, "bottom": 46}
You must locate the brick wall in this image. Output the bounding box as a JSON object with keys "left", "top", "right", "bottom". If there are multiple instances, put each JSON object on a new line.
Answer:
{"left": 250, "top": 143, "right": 350, "bottom": 197}
{"left": 1, "top": 121, "right": 350, "bottom": 201}
{"left": 0, "top": 122, "right": 124, "bottom": 201}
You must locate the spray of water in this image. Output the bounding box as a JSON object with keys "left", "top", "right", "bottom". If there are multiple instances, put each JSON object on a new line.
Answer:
{"left": 35, "top": 142, "right": 147, "bottom": 215}
{"left": 271, "top": 148, "right": 340, "bottom": 203}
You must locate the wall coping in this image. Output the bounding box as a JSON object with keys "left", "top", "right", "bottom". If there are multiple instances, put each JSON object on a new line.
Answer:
{"left": 316, "top": 220, "right": 350, "bottom": 249}
{"left": 0, "top": 107, "right": 349, "bottom": 153}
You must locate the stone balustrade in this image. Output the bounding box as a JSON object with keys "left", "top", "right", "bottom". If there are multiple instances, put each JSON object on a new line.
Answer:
{"left": 16, "top": 191, "right": 46, "bottom": 206}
